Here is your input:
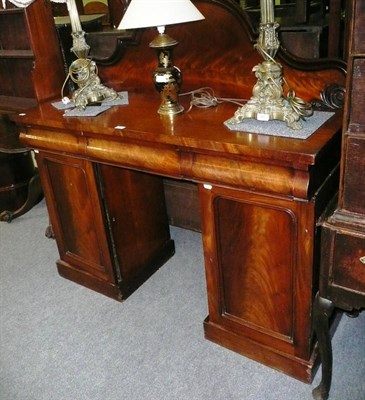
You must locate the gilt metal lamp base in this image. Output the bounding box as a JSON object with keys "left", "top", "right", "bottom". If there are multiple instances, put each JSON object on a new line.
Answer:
{"left": 228, "top": 21, "right": 312, "bottom": 130}
{"left": 227, "top": 60, "right": 302, "bottom": 130}
{"left": 65, "top": 31, "right": 119, "bottom": 110}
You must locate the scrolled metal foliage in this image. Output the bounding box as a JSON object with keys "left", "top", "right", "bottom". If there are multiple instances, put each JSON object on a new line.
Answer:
{"left": 311, "top": 84, "right": 346, "bottom": 111}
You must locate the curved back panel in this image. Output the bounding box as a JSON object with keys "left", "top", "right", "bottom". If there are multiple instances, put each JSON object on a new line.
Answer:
{"left": 94, "top": 0, "right": 346, "bottom": 102}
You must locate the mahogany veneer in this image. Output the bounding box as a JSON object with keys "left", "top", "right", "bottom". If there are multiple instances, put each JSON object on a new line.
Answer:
{"left": 14, "top": 0, "right": 347, "bottom": 387}
{"left": 16, "top": 92, "right": 343, "bottom": 382}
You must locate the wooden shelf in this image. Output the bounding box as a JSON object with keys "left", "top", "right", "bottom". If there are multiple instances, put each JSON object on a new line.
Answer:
{"left": 0, "top": 50, "right": 34, "bottom": 59}
{"left": 0, "top": 96, "right": 37, "bottom": 114}
{"left": 0, "top": 0, "right": 65, "bottom": 114}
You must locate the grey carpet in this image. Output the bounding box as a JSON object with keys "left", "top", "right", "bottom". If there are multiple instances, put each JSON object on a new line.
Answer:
{"left": 1, "top": 200, "right": 364, "bottom": 400}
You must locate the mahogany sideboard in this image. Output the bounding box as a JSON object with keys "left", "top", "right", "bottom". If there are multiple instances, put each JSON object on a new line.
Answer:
{"left": 14, "top": 0, "right": 347, "bottom": 388}
{"left": 15, "top": 98, "right": 344, "bottom": 384}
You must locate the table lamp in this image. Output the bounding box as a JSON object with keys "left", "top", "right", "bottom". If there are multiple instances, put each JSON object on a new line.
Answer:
{"left": 118, "top": 0, "right": 204, "bottom": 115}
{"left": 227, "top": 0, "right": 312, "bottom": 129}
{"left": 2, "top": 0, "right": 118, "bottom": 110}
{"left": 62, "top": 0, "right": 119, "bottom": 109}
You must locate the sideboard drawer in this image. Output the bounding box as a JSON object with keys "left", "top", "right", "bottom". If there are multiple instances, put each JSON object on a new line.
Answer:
{"left": 332, "top": 232, "right": 365, "bottom": 293}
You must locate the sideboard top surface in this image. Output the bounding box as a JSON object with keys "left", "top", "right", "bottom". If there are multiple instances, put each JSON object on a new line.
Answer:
{"left": 15, "top": 92, "right": 342, "bottom": 169}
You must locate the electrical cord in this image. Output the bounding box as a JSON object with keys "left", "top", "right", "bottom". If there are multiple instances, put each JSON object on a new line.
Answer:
{"left": 180, "top": 82, "right": 313, "bottom": 118}
{"left": 179, "top": 87, "right": 248, "bottom": 112}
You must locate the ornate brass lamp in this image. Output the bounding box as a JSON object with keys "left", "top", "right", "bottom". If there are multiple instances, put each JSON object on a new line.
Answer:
{"left": 63, "top": 0, "right": 118, "bottom": 109}
{"left": 2, "top": 0, "right": 118, "bottom": 110}
{"left": 118, "top": 0, "right": 204, "bottom": 115}
{"left": 227, "top": 0, "right": 312, "bottom": 129}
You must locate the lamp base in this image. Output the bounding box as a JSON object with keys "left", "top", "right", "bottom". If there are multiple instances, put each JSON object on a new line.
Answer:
{"left": 67, "top": 31, "right": 118, "bottom": 110}
{"left": 154, "top": 61, "right": 184, "bottom": 115}
{"left": 227, "top": 60, "right": 303, "bottom": 130}
{"left": 150, "top": 32, "right": 184, "bottom": 116}
{"left": 68, "top": 57, "right": 119, "bottom": 110}
{"left": 157, "top": 101, "right": 184, "bottom": 116}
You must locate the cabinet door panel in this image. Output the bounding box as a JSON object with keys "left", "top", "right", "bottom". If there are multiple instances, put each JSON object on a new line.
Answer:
{"left": 216, "top": 197, "right": 294, "bottom": 338}
{"left": 200, "top": 183, "right": 316, "bottom": 365}
{"left": 36, "top": 152, "right": 115, "bottom": 282}
{"left": 97, "top": 164, "right": 175, "bottom": 295}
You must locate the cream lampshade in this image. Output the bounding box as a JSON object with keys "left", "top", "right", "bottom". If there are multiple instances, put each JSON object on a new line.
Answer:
{"left": 118, "top": 0, "right": 205, "bottom": 115}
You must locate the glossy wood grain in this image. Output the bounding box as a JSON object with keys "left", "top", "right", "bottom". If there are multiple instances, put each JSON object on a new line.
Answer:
{"left": 95, "top": 0, "right": 345, "bottom": 104}
{"left": 199, "top": 180, "right": 326, "bottom": 382}
{"left": 17, "top": 96, "right": 343, "bottom": 209}
{"left": 14, "top": 0, "right": 348, "bottom": 385}
{"left": 37, "top": 153, "right": 116, "bottom": 281}
{"left": 36, "top": 151, "right": 174, "bottom": 300}
{"left": 17, "top": 95, "right": 343, "bottom": 166}
{"left": 97, "top": 164, "right": 175, "bottom": 296}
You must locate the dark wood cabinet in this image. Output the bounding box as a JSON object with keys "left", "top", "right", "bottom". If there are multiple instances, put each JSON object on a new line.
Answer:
{"left": 35, "top": 151, "right": 174, "bottom": 300}
{"left": 0, "top": 0, "right": 65, "bottom": 112}
{"left": 313, "top": 1, "right": 365, "bottom": 399}
{"left": 241, "top": 0, "right": 346, "bottom": 59}
{"left": 200, "top": 183, "right": 326, "bottom": 382}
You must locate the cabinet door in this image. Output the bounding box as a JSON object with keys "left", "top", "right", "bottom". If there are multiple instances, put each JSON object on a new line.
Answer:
{"left": 96, "top": 164, "right": 175, "bottom": 298}
{"left": 35, "top": 152, "right": 118, "bottom": 296}
{"left": 199, "top": 183, "right": 316, "bottom": 382}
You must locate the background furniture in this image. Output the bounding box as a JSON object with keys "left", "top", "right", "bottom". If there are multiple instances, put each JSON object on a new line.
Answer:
{"left": 0, "top": 0, "right": 65, "bottom": 112}
{"left": 0, "top": 0, "right": 65, "bottom": 220}
{"left": 15, "top": 0, "right": 346, "bottom": 387}
{"left": 241, "top": 0, "right": 347, "bottom": 59}
{"left": 0, "top": 115, "right": 42, "bottom": 221}
{"left": 313, "top": 1, "right": 365, "bottom": 399}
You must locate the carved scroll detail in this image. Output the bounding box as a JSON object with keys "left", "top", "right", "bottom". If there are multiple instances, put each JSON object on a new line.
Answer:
{"left": 311, "top": 84, "right": 346, "bottom": 111}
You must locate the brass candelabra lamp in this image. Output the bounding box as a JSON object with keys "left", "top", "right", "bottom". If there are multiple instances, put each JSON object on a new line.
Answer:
{"left": 63, "top": 0, "right": 118, "bottom": 109}
{"left": 227, "top": 0, "right": 312, "bottom": 129}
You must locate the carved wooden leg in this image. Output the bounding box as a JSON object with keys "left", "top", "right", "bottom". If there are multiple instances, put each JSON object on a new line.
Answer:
{"left": 312, "top": 293, "right": 335, "bottom": 400}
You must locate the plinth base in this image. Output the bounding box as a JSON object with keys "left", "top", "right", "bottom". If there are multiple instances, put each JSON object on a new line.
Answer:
{"left": 204, "top": 317, "right": 318, "bottom": 383}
